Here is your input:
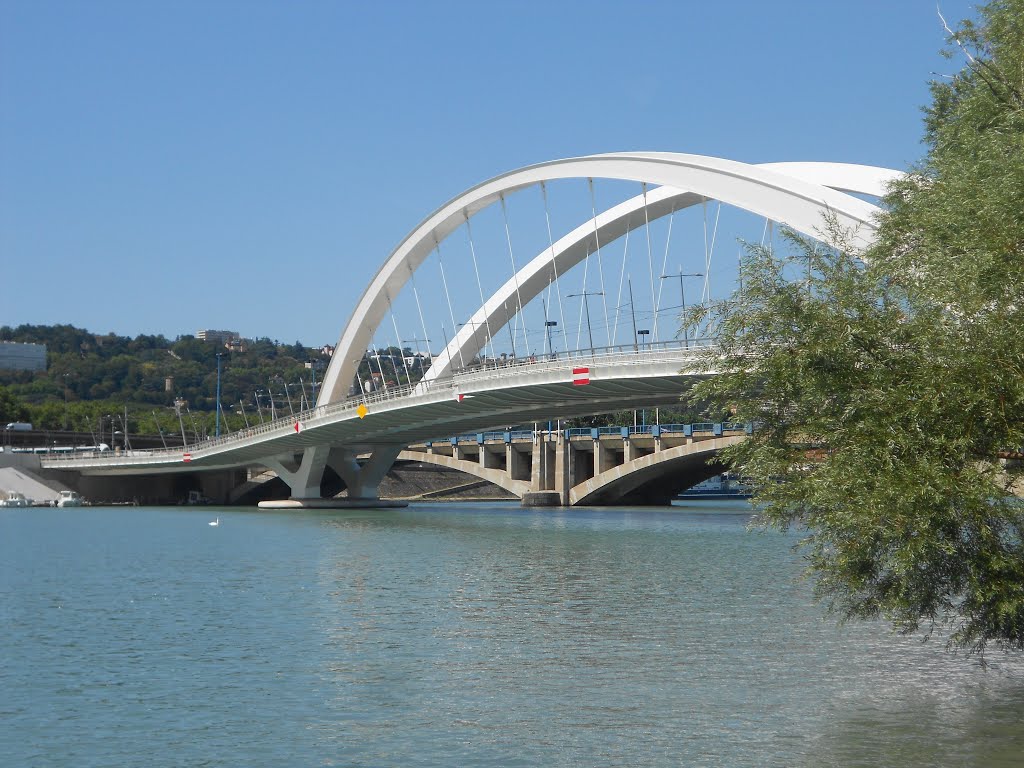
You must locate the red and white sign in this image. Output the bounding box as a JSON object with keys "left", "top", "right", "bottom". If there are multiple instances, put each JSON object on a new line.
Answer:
{"left": 572, "top": 367, "right": 590, "bottom": 386}
{"left": 182, "top": 452, "right": 192, "bottom": 463}
{"left": 294, "top": 421, "right": 303, "bottom": 433}
{"left": 454, "top": 393, "right": 474, "bottom": 403}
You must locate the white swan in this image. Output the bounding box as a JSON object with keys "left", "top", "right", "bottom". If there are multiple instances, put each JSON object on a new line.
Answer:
{"left": 208, "top": 517, "right": 220, "bottom": 527}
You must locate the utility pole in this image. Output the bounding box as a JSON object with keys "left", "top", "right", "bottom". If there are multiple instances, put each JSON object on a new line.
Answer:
{"left": 174, "top": 399, "right": 188, "bottom": 448}
{"left": 215, "top": 352, "right": 223, "bottom": 438}
{"left": 567, "top": 290, "right": 604, "bottom": 352}
{"left": 660, "top": 269, "right": 703, "bottom": 348}
{"left": 543, "top": 297, "right": 558, "bottom": 357}
{"left": 628, "top": 277, "right": 638, "bottom": 351}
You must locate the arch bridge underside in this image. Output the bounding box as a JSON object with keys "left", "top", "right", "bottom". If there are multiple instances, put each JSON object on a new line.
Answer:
{"left": 399, "top": 432, "right": 746, "bottom": 506}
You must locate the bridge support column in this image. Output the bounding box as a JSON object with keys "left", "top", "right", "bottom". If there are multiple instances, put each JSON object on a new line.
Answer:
{"left": 530, "top": 433, "right": 557, "bottom": 492}
{"left": 507, "top": 443, "right": 530, "bottom": 482}
{"left": 480, "top": 444, "right": 499, "bottom": 470}
{"left": 329, "top": 445, "right": 404, "bottom": 501}
{"left": 594, "top": 438, "right": 618, "bottom": 474}
{"left": 262, "top": 445, "right": 331, "bottom": 499}
{"left": 552, "top": 430, "right": 572, "bottom": 505}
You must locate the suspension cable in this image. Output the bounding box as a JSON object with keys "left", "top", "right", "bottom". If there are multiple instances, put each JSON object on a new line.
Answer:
{"left": 654, "top": 200, "right": 677, "bottom": 316}
{"left": 434, "top": 236, "right": 465, "bottom": 369}
{"left": 500, "top": 193, "right": 529, "bottom": 358}
{"left": 464, "top": 211, "right": 497, "bottom": 364}
{"left": 642, "top": 183, "right": 659, "bottom": 341}
{"left": 541, "top": 181, "right": 568, "bottom": 351}
{"left": 370, "top": 345, "right": 389, "bottom": 391}
{"left": 574, "top": 243, "right": 591, "bottom": 353}
{"left": 385, "top": 292, "right": 414, "bottom": 386}
{"left": 408, "top": 262, "right": 433, "bottom": 370}
{"left": 611, "top": 213, "right": 632, "bottom": 347}
{"left": 703, "top": 201, "right": 721, "bottom": 303}
{"left": 588, "top": 178, "right": 611, "bottom": 346}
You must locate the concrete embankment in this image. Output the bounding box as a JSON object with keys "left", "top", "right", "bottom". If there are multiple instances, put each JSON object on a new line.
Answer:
{"left": 0, "top": 452, "right": 78, "bottom": 504}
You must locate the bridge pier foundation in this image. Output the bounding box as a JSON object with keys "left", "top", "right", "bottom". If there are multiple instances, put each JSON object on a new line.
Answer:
{"left": 552, "top": 430, "right": 572, "bottom": 505}
{"left": 328, "top": 445, "right": 404, "bottom": 501}
{"left": 530, "top": 434, "right": 557, "bottom": 492}
{"left": 262, "top": 446, "right": 331, "bottom": 500}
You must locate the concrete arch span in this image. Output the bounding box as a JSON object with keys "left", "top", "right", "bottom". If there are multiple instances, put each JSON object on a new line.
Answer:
{"left": 570, "top": 436, "right": 746, "bottom": 506}
{"left": 397, "top": 449, "right": 530, "bottom": 497}
{"left": 319, "top": 154, "right": 900, "bottom": 405}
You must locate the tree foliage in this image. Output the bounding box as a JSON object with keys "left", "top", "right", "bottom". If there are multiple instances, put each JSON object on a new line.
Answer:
{"left": 689, "top": 1, "right": 1024, "bottom": 654}
{"left": 0, "top": 324, "right": 329, "bottom": 435}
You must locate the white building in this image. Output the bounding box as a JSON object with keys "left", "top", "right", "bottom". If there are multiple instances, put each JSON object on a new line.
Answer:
{"left": 0, "top": 342, "right": 46, "bottom": 372}
{"left": 197, "top": 329, "right": 241, "bottom": 346}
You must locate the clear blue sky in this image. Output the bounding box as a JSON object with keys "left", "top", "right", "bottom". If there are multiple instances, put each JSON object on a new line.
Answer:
{"left": 1, "top": 0, "right": 978, "bottom": 347}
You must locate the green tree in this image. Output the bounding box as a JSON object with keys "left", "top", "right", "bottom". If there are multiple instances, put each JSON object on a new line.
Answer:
{"left": 0, "top": 385, "right": 31, "bottom": 423}
{"left": 689, "top": 1, "right": 1024, "bottom": 654}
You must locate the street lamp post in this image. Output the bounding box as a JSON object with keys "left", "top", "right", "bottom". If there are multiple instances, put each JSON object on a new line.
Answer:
{"left": 627, "top": 277, "right": 639, "bottom": 351}
{"left": 173, "top": 399, "right": 188, "bottom": 447}
{"left": 254, "top": 391, "right": 265, "bottom": 424}
{"left": 567, "top": 290, "right": 605, "bottom": 352}
{"left": 267, "top": 381, "right": 278, "bottom": 420}
{"left": 62, "top": 373, "right": 70, "bottom": 431}
{"left": 215, "top": 353, "right": 222, "bottom": 438}
{"left": 541, "top": 297, "right": 558, "bottom": 358}
{"left": 545, "top": 321, "right": 558, "bottom": 357}
{"left": 660, "top": 270, "right": 703, "bottom": 348}
{"left": 637, "top": 331, "right": 651, "bottom": 428}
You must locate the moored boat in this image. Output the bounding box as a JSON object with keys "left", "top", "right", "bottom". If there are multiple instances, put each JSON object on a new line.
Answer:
{"left": 57, "top": 490, "right": 84, "bottom": 508}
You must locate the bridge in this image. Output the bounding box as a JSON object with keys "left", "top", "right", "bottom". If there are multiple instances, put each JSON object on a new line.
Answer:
{"left": 41, "top": 152, "right": 897, "bottom": 506}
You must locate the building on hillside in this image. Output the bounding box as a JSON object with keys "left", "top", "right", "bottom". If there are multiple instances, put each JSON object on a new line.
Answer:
{"left": 196, "top": 329, "right": 241, "bottom": 347}
{"left": 0, "top": 341, "right": 46, "bottom": 372}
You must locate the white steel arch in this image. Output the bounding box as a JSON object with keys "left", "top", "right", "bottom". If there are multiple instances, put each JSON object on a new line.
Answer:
{"left": 416, "top": 161, "right": 899, "bottom": 386}
{"left": 319, "top": 153, "right": 900, "bottom": 405}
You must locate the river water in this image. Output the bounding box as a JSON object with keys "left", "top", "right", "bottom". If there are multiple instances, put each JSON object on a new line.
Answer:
{"left": 2, "top": 501, "right": 1022, "bottom": 767}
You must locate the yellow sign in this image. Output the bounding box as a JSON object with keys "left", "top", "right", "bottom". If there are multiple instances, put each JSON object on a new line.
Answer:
{"left": 356, "top": 403, "right": 368, "bottom": 419}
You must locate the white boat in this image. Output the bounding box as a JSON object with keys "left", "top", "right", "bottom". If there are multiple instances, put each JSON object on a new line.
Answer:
{"left": 57, "top": 490, "right": 84, "bottom": 508}
{"left": 0, "top": 492, "right": 30, "bottom": 508}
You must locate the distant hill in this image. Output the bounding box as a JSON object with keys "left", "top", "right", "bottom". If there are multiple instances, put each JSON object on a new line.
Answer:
{"left": 0, "top": 324, "right": 336, "bottom": 436}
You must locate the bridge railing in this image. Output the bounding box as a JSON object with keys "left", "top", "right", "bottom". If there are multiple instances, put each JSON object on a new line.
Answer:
{"left": 41, "top": 340, "right": 715, "bottom": 464}
{"left": 443, "top": 337, "right": 713, "bottom": 377}
{"left": 564, "top": 422, "right": 750, "bottom": 439}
